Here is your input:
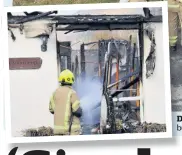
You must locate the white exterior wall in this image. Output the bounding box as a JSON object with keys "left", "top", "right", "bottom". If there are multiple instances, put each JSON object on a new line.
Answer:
{"left": 8, "top": 9, "right": 166, "bottom": 137}
{"left": 8, "top": 28, "right": 58, "bottom": 137}
{"left": 142, "top": 23, "right": 166, "bottom": 124}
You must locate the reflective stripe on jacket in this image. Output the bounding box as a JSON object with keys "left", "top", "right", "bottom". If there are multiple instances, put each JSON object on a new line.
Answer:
{"left": 49, "top": 85, "right": 81, "bottom": 135}
{"left": 168, "top": 0, "right": 180, "bottom": 12}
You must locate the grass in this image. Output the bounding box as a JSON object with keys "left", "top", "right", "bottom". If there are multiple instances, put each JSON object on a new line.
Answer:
{"left": 13, "top": 0, "right": 119, "bottom": 6}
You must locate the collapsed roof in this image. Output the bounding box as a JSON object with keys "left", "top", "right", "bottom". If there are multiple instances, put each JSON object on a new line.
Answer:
{"left": 8, "top": 9, "right": 162, "bottom": 32}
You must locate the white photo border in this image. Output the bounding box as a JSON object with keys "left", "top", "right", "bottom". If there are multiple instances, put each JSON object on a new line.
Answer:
{"left": 2, "top": 2, "right": 172, "bottom": 143}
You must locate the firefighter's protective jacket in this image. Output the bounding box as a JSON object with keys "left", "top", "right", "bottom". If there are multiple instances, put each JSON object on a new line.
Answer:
{"left": 168, "top": 0, "right": 180, "bottom": 12}
{"left": 128, "top": 0, "right": 179, "bottom": 47}
{"left": 49, "top": 85, "right": 82, "bottom": 135}
{"left": 168, "top": 0, "right": 180, "bottom": 47}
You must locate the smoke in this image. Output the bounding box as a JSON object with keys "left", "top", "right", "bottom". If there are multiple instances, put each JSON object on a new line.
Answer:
{"left": 73, "top": 75, "right": 102, "bottom": 125}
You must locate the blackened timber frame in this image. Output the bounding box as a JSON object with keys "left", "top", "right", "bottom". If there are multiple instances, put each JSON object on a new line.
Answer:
{"left": 54, "top": 14, "right": 162, "bottom": 80}
{"left": 8, "top": 13, "right": 163, "bottom": 80}
{"left": 8, "top": 14, "right": 162, "bottom": 25}
{"left": 57, "top": 41, "right": 72, "bottom": 71}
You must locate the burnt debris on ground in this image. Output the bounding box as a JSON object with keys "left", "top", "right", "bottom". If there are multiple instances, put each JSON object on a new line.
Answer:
{"left": 22, "top": 122, "right": 166, "bottom": 137}
{"left": 132, "top": 122, "right": 166, "bottom": 133}
{"left": 22, "top": 126, "right": 54, "bottom": 137}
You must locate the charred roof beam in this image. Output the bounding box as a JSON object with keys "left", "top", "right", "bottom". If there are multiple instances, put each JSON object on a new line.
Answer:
{"left": 56, "top": 23, "right": 140, "bottom": 31}
{"left": 8, "top": 14, "right": 162, "bottom": 25}
{"left": 8, "top": 11, "right": 58, "bottom": 24}
{"left": 54, "top": 15, "right": 162, "bottom": 25}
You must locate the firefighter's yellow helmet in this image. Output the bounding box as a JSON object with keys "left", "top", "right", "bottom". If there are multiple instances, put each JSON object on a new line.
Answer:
{"left": 58, "top": 69, "right": 75, "bottom": 85}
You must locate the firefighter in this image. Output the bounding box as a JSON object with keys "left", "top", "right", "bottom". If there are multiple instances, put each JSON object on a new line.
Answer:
{"left": 168, "top": 0, "right": 180, "bottom": 51}
{"left": 49, "top": 69, "right": 82, "bottom": 136}
{"left": 128, "top": 0, "right": 180, "bottom": 51}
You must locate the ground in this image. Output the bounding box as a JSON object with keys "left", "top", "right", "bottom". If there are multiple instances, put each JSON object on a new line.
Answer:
{"left": 13, "top": 0, "right": 119, "bottom": 6}
{"left": 22, "top": 122, "right": 166, "bottom": 136}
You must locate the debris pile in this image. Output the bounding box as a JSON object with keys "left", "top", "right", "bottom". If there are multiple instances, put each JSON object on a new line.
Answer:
{"left": 132, "top": 122, "right": 166, "bottom": 133}
{"left": 22, "top": 126, "right": 54, "bottom": 137}
{"left": 22, "top": 122, "right": 166, "bottom": 137}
